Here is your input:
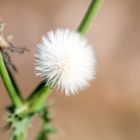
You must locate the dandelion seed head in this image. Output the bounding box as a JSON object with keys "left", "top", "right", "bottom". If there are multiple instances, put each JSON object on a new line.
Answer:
{"left": 35, "top": 29, "right": 96, "bottom": 95}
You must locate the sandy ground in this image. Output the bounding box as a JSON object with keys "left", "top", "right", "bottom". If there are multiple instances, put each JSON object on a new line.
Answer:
{"left": 0, "top": 0, "right": 140, "bottom": 140}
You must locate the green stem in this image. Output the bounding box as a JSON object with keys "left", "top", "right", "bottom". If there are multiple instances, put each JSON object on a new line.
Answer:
{"left": 26, "top": 0, "right": 102, "bottom": 114}
{"left": 6, "top": 64, "right": 22, "bottom": 98}
{"left": 0, "top": 51, "right": 23, "bottom": 107}
{"left": 27, "top": 82, "right": 52, "bottom": 113}
{"left": 78, "top": 0, "right": 102, "bottom": 35}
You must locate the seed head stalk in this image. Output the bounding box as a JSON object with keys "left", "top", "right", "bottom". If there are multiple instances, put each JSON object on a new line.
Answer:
{"left": 27, "top": 0, "right": 102, "bottom": 113}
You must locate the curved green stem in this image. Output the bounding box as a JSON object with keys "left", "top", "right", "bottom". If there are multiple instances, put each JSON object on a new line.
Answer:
{"left": 26, "top": 0, "right": 102, "bottom": 114}
{"left": 78, "top": 0, "right": 102, "bottom": 35}
{"left": 0, "top": 51, "right": 23, "bottom": 107}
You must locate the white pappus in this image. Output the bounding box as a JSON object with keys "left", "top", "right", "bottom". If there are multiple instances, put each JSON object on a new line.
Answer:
{"left": 35, "top": 29, "right": 96, "bottom": 95}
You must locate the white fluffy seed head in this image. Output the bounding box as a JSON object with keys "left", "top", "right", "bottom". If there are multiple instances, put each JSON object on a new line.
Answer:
{"left": 35, "top": 29, "right": 96, "bottom": 95}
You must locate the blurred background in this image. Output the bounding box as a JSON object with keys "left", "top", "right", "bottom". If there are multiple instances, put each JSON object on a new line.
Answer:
{"left": 0, "top": 0, "right": 140, "bottom": 140}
